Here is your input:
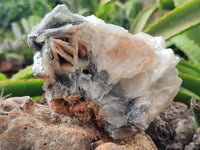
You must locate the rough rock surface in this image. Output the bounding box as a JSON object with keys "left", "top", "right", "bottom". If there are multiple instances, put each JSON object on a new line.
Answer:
{"left": 0, "top": 97, "right": 157, "bottom": 150}
{"left": 146, "top": 102, "right": 195, "bottom": 149}
{"left": 28, "top": 4, "right": 182, "bottom": 139}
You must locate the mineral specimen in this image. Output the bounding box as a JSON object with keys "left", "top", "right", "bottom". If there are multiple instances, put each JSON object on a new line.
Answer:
{"left": 28, "top": 4, "right": 182, "bottom": 139}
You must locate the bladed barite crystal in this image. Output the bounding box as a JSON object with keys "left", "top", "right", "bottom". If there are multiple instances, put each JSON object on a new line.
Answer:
{"left": 28, "top": 4, "right": 182, "bottom": 139}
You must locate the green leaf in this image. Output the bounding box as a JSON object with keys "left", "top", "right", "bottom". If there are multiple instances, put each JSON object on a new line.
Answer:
{"left": 173, "top": 0, "right": 191, "bottom": 7}
{"left": 180, "top": 87, "right": 200, "bottom": 99}
{"left": 174, "top": 0, "right": 200, "bottom": 49}
{"left": 161, "top": 0, "right": 175, "bottom": 10}
{"left": 174, "top": 90, "right": 200, "bottom": 107}
{"left": 179, "top": 72, "right": 200, "bottom": 97}
{"left": 130, "top": 5, "right": 157, "bottom": 33}
{"left": 133, "top": 1, "right": 142, "bottom": 18}
{"left": 157, "top": 0, "right": 164, "bottom": 17}
{"left": 11, "top": 65, "right": 34, "bottom": 80}
{"left": 100, "top": 0, "right": 111, "bottom": 6}
{"left": 90, "top": 0, "right": 99, "bottom": 12}
{"left": 95, "top": 1, "right": 113, "bottom": 18}
{"left": 0, "top": 79, "right": 44, "bottom": 97}
{"left": 171, "top": 34, "right": 200, "bottom": 65}
{"left": 124, "top": 0, "right": 135, "bottom": 18}
{"left": 32, "top": 96, "right": 41, "bottom": 101}
{"left": 192, "top": 106, "right": 200, "bottom": 130}
{"left": 0, "top": 73, "right": 7, "bottom": 81}
{"left": 184, "top": 25, "right": 200, "bottom": 47}
{"left": 145, "top": 0, "right": 200, "bottom": 40}
{"left": 177, "top": 60, "right": 200, "bottom": 78}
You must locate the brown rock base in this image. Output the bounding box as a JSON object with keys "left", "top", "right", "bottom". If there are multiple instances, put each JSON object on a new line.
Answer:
{"left": 0, "top": 97, "right": 157, "bottom": 150}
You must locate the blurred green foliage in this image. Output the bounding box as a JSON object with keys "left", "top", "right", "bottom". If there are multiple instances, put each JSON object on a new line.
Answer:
{"left": 0, "top": 0, "right": 56, "bottom": 33}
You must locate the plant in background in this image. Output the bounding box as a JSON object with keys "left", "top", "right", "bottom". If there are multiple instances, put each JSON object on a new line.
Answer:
{"left": 0, "top": 0, "right": 56, "bottom": 34}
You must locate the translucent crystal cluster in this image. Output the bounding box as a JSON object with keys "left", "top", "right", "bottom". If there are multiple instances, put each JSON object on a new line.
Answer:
{"left": 28, "top": 5, "right": 182, "bottom": 139}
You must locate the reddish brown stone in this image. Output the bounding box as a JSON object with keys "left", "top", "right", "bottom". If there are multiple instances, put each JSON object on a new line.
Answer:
{"left": 50, "top": 94, "right": 104, "bottom": 127}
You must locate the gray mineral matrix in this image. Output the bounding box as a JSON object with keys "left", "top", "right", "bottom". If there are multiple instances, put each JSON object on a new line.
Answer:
{"left": 28, "top": 4, "right": 182, "bottom": 139}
